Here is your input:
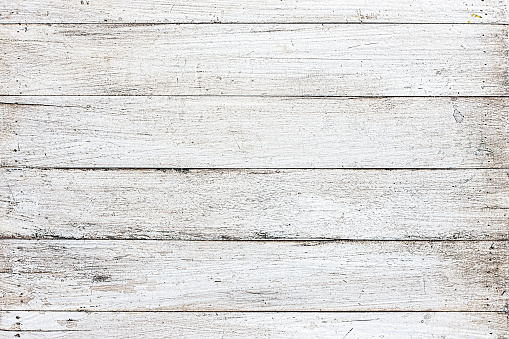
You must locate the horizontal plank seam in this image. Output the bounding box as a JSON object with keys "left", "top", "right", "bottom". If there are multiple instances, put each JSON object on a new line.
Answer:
{"left": 1, "top": 95, "right": 509, "bottom": 98}
{"left": 0, "top": 22, "right": 507, "bottom": 25}
{"left": 1, "top": 332, "right": 85, "bottom": 335}
{"left": 3, "top": 167, "right": 509, "bottom": 171}
{"left": 1, "top": 310, "right": 507, "bottom": 313}
{"left": 1, "top": 239, "right": 507, "bottom": 242}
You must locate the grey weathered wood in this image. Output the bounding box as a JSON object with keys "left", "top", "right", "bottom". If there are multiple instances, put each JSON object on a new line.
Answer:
{"left": 0, "top": 240, "right": 507, "bottom": 311}
{"left": 1, "top": 0, "right": 507, "bottom": 24}
{"left": 1, "top": 97, "right": 507, "bottom": 168}
{"left": 1, "top": 24, "right": 506, "bottom": 96}
{"left": 2, "top": 168, "right": 509, "bottom": 240}
{"left": 1, "top": 311, "right": 507, "bottom": 338}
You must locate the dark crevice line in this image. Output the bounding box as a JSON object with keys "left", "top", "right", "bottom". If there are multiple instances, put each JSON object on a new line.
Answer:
{"left": 0, "top": 330, "right": 90, "bottom": 332}
{"left": 0, "top": 102, "right": 84, "bottom": 108}
{"left": 2, "top": 167, "right": 509, "bottom": 171}
{"left": 1, "top": 238, "right": 507, "bottom": 242}
{"left": 0, "top": 22, "right": 508, "bottom": 25}
{"left": 0, "top": 95, "right": 508, "bottom": 98}
{"left": 0, "top": 310, "right": 506, "bottom": 313}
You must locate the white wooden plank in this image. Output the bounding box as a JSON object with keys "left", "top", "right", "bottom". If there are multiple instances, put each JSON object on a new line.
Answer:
{"left": 0, "top": 240, "right": 506, "bottom": 311}
{"left": 0, "top": 24, "right": 506, "bottom": 96}
{"left": 1, "top": 97, "right": 507, "bottom": 168}
{"left": 0, "top": 0, "right": 506, "bottom": 24}
{"left": 0, "top": 311, "right": 507, "bottom": 339}
{"left": 2, "top": 168, "right": 509, "bottom": 240}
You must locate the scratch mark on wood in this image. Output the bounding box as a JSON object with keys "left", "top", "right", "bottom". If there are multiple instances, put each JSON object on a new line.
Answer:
{"left": 342, "top": 327, "right": 354, "bottom": 339}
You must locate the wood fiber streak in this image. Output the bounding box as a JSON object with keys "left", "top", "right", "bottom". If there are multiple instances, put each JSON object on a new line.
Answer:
{"left": 0, "top": 311, "right": 508, "bottom": 339}
{"left": 1, "top": 168, "right": 509, "bottom": 240}
{"left": 0, "top": 0, "right": 507, "bottom": 24}
{"left": 0, "top": 24, "right": 507, "bottom": 96}
{"left": 0, "top": 97, "right": 507, "bottom": 168}
{"left": 0, "top": 240, "right": 507, "bottom": 311}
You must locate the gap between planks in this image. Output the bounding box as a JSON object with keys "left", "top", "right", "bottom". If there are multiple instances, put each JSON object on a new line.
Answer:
{"left": 1, "top": 239, "right": 508, "bottom": 242}
{"left": 1, "top": 22, "right": 508, "bottom": 25}
{"left": 3, "top": 167, "right": 509, "bottom": 170}
{"left": 1, "top": 310, "right": 507, "bottom": 313}
{"left": 2, "top": 95, "right": 509, "bottom": 97}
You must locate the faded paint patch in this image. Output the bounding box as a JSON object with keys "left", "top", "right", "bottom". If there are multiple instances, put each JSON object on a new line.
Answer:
{"left": 475, "top": 142, "right": 494, "bottom": 157}
{"left": 90, "top": 283, "right": 136, "bottom": 294}
{"left": 57, "top": 318, "right": 79, "bottom": 328}
{"left": 453, "top": 109, "right": 464, "bottom": 123}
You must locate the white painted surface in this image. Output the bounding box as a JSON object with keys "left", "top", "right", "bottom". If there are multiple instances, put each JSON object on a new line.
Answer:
{"left": 0, "top": 311, "right": 507, "bottom": 338}
{"left": 0, "top": 0, "right": 506, "bottom": 23}
{"left": 1, "top": 0, "right": 508, "bottom": 336}
{"left": 1, "top": 97, "right": 507, "bottom": 168}
{"left": 2, "top": 168, "right": 509, "bottom": 240}
{"left": 1, "top": 240, "right": 506, "bottom": 311}
{"left": 1, "top": 24, "right": 506, "bottom": 96}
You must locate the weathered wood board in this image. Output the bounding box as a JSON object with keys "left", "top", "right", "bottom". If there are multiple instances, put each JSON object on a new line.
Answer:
{"left": 1, "top": 97, "right": 507, "bottom": 168}
{"left": 1, "top": 24, "right": 507, "bottom": 96}
{"left": 0, "top": 0, "right": 506, "bottom": 24}
{"left": 1, "top": 311, "right": 507, "bottom": 338}
{"left": 2, "top": 168, "right": 509, "bottom": 240}
{"left": 1, "top": 0, "right": 508, "bottom": 336}
{"left": 0, "top": 240, "right": 507, "bottom": 311}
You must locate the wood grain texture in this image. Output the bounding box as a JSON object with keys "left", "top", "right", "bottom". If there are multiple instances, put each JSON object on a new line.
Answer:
{"left": 1, "top": 311, "right": 508, "bottom": 339}
{"left": 0, "top": 0, "right": 507, "bottom": 24}
{"left": 1, "top": 240, "right": 507, "bottom": 311}
{"left": 1, "top": 97, "right": 507, "bottom": 168}
{"left": 1, "top": 24, "right": 507, "bottom": 96}
{"left": 2, "top": 168, "right": 509, "bottom": 240}
{"left": 2, "top": 1, "right": 508, "bottom": 336}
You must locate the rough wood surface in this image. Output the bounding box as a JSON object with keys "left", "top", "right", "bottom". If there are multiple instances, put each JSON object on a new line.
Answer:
{"left": 2, "top": 168, "right": 509, "bottom": 240}
{"left": 2, "top": 1, "right": 508, "bottom": 336}
{"left": 0, "top": 240, "right": 507, "bottom": 311}
{"left": 1, "top": 311, "right": 507, "bottom": 339}
{"left": 1, "top": 24, "right": 506, "bottom": 96}
{"left": 1, "top": 0, "right": 507, "bottom": 24}
{"left": 1, "top": 97, "right": 507, "bottom": 168}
